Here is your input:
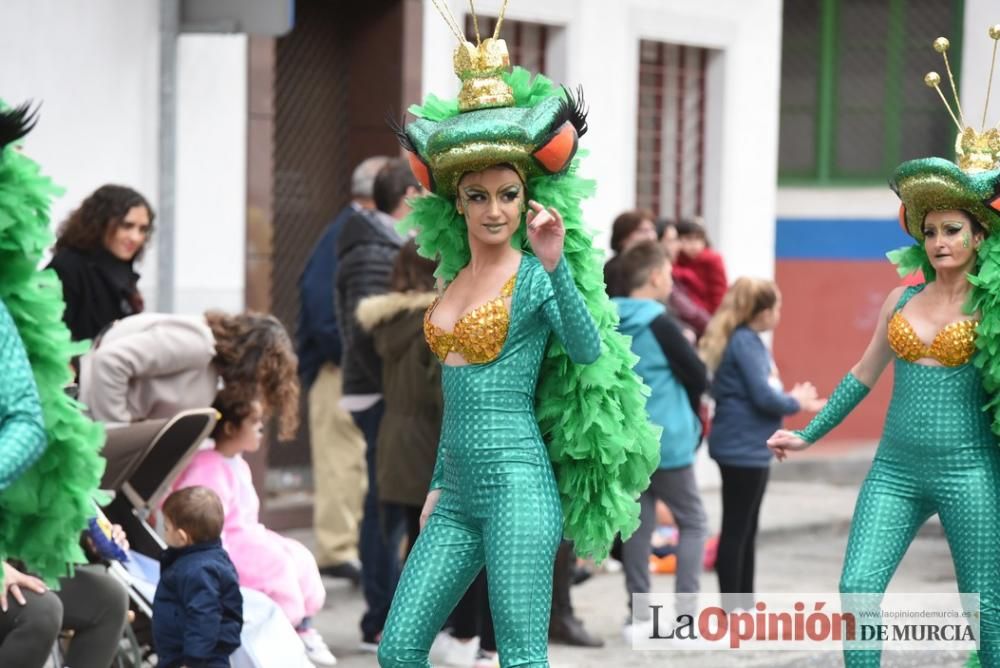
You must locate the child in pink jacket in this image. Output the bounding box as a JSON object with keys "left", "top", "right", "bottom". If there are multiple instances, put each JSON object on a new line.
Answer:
{"left": 170, "top": 396, "right": 335, "bottom": 666}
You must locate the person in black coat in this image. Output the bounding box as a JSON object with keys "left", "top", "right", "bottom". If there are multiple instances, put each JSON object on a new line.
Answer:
{"left": 47, "top": 184, "right": 154, "bottom": 343}
{"left": 334, "top": 157, "right": 418, "bottom": 648}
{"left": 153, "top": 486, "right": 243, "bottom": 668}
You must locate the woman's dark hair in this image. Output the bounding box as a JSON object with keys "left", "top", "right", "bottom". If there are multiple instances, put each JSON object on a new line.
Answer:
{"left": 390, "top": 239, "right": 437, "bottom": 292}
{"left": 655, "top": 217, "right": 676, "bottom": 241}
{"left": 674, "top": 218, "right": 707, "bottom": 241}
{"left": 610, "top": 209, "right": 655, "bottom": 254}
{"left": 205, "top": 311, "right": 299, "bottom": 440}
{"left": 55, "top": 185, "right": 155, "bottom": 260}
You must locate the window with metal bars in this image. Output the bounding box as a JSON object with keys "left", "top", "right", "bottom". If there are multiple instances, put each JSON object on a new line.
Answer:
{"left": 779, "top": 0, "right": 964, "bottom": 184}
{"left": 635, "top": 40, "right": 708, "bottom": 221}
{"left": 464, "top": 14, "right": 548, "bottom": 74}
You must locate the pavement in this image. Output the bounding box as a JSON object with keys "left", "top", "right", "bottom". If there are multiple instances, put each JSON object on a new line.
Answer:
{"left": 293, "top": 442, "right": 972, "bottom": 667}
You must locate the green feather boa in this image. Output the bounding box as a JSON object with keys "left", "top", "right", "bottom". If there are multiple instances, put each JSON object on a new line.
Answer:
{"left": 401, "top": 69, "right": 660, "bottom": 560}
{"left": 970, "top": 233, "right": 1000, "bottom": 441}
{"left": 0, "top": 114, "right": 106, "bottom": 585}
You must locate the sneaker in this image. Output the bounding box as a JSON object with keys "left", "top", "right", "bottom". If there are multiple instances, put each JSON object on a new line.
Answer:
{"left": 428, "top": 631, "right": 479, "bottom": 666}
{"left": 359, "top": 630, "right": 381, "bottom": 653}
{"left": 473, "top": 648, "right": 500, "bottom": 668}
{"left": 300, "top": 628, "right": 337, "bottom": 666}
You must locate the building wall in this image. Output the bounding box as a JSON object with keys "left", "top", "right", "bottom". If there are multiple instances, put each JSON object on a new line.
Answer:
{"left": 0, "top": 1, "right": 248, "bottom": 316}
{"left": 774, "top": 0, "right": 996, "bottom": 440}
{"left": 422, "top": 0, "right": 784, "bottom": 280}
{"left": 175, "top": 34, "right": 248, "bottom": 315}
{"left": 0, "top": 0, "right": 161, "bottom": 280}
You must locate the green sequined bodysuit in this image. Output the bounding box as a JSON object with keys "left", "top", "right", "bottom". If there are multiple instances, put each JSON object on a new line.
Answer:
{"left": 841, "top": 286, "right": 1000, "bottom": 667}
{"left": 377, "top": 255, "right": 601, "bottom": 668}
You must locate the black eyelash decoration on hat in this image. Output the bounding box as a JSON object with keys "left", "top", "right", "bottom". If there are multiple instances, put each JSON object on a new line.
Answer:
{"left": 386, "top": 111, "right": 417, "bottom": 154}
{"left": 0, "top": 102, "right": 39, "bottom": 152}
{"left": 557, "top": 85, "right": 588, "bottom": 138}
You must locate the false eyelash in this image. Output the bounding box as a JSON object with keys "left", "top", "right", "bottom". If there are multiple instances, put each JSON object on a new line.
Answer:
{"left": 557, "top": 85, "right": 589, "bottom": 138}
{"left": 0, "top": 102, "right": 39, "bottom": 151}
{"left": 385, "top": 111, "right": 417, "bottom": 154}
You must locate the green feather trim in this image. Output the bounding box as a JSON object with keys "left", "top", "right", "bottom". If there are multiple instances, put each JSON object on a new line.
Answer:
{"left": 886, "top": 243, "right": 936, "bottom": 282}
{"left": 0, "top": 121, "right": 106, "bottom": 585}
{"left": 409, "top": 67, "right": 561, "bottom": 122}
{"left": 970, "top": 233, "right": 1000, "bottom": 442}
{"left": 400, "top": 71, "right": 660, "bottom": 561}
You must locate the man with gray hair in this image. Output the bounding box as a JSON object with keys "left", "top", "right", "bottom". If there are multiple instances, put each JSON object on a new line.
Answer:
{"left": 297, "top": 155, "right": 389, "bottom": 584}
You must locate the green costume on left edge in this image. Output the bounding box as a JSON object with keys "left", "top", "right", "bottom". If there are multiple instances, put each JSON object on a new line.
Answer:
{"left": 379, "top": 256, "right": 599, "bottom": 668}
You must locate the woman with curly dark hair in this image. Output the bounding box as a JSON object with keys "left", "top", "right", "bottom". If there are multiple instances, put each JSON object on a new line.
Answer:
{"left": 77, "top": 310, "right": 299, "bottom": 439}
{"left": 47, "top": 184, "right": 154, "bottom": 342}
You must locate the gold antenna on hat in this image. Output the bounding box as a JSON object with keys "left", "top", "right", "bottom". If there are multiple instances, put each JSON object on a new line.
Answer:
{"left": 934, "top": 37, "right": 968, "bottom": 128}
{"left": 493, "top": 0, "right": 510, "bottom": 40}
{"left": 431, "top": 0, "right": 466, "bottom": 43}
{"left": 924, "top": 71, "right": 964, "bottom": 133}
{"left": 469, "top": 1, "right": 483, "bottom": 45}
{"left": 988, "top": 24, "right": 1000, "bottom": 130}
{"left": 922, "top": 29, "right": 1000, "bottom": 172}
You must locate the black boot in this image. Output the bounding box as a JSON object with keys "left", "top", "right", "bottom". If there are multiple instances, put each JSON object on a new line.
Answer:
{"left": 548, "top": 541, "right": 604, "bottom": 647}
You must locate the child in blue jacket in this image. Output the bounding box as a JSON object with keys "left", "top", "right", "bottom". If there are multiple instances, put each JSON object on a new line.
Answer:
{"left": 613, "top": 241, "right": 709, "bottom": 640}
{"left": 154, "top": 486, "right": 243, "bottom": 668}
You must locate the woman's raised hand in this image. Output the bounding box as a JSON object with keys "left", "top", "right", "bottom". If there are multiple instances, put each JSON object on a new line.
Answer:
{"left": 767, "top": 429, "right": 811, "bottom": 462}
{"left": 526, "top": 200, "right": 565, "bottom": 272}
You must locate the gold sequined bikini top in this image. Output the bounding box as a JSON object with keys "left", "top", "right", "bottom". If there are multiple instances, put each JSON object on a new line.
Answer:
{"left": 887, "top": 311, "right": 978, "bottom": 367}
{"left": 424, "top": 274, "right": 517, "bottom": 364}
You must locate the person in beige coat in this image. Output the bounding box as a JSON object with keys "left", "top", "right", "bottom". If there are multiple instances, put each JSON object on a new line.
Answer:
{"left": 78, "top": 310, "right": 299, "bottom": 440}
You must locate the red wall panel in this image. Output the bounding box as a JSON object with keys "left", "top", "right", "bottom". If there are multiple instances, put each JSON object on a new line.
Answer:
{"left": 772, "top": 260, "right": 905, "bottom": 444}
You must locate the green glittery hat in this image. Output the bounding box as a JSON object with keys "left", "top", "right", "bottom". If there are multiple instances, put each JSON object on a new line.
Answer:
{"left": 389, "top": 1, "right": 587, "bottom": 199}
{"left": 890, "top": 157, "right": 1000, "bottom": 239}
{"left": 890, "top": 31, "right": 1000, "bottom": 239}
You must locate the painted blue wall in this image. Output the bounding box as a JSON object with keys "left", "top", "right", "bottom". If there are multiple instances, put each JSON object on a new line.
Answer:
{"left": 776, "top": 218, "right": 911, "bottom": 261}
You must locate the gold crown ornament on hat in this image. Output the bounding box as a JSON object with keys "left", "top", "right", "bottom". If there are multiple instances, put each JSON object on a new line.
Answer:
{"left": 890, "top": 25, "right": 1000, "bottom": 240}
{"left": 431, "top": 0, "right": 515, "bottom": 111}
{"left": 924, "top": 27, "right": 1000, "bottom": 172}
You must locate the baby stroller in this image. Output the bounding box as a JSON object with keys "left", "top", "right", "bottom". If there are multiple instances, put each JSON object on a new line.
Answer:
{"left": 50, "top": 409, "right": 313, "bottom": 668}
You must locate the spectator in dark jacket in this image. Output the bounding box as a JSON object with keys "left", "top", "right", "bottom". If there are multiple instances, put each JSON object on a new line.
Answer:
{"left": 48, "top": 184, "right": 153, "bottom": 343}
{"left": 154, "top": 486, "right": 243, "bottom": 668}
{"left": 297, "top": 156, "right": 387, "bottom": 584}
{"left": 334, "top": 157, "right": 418, "bottom": 649}
{"left": 699, "top": 278, "right": 822, "bottom": 611}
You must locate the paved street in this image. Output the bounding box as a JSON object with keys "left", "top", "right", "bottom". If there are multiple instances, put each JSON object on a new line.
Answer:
{"left": 301, "top": 446, "right": 974, "bottom": 667}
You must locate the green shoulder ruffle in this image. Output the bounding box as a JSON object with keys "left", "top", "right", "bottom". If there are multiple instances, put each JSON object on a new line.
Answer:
{"left": 401, "top": 69, "right": 660, "bottom": 561}
{"left": 0, "top": 124, "right": 106, "bottom": 585}
{"left": 970, "top": 233, "right": 1000, "bottom": 442}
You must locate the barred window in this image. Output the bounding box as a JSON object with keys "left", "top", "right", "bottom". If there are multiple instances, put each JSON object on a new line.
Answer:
{"left": 464, "top": 15, "right": 549, "bottom": 74}
{"left": 636, "top": 40, "right": 708, "bottom": 220}
{"left": 779, "top": 0, "right": 964, "bottom": 184}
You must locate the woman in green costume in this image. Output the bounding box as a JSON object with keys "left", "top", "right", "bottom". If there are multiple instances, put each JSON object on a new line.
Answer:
{"left": 0, "top": 104, "right": 108, "bottom": 665}
{"left": 376, "top": 5, "right": 659, "bottom": 668}
{"left": 768, "top": 32, "right": 1000, "bottom": 668}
